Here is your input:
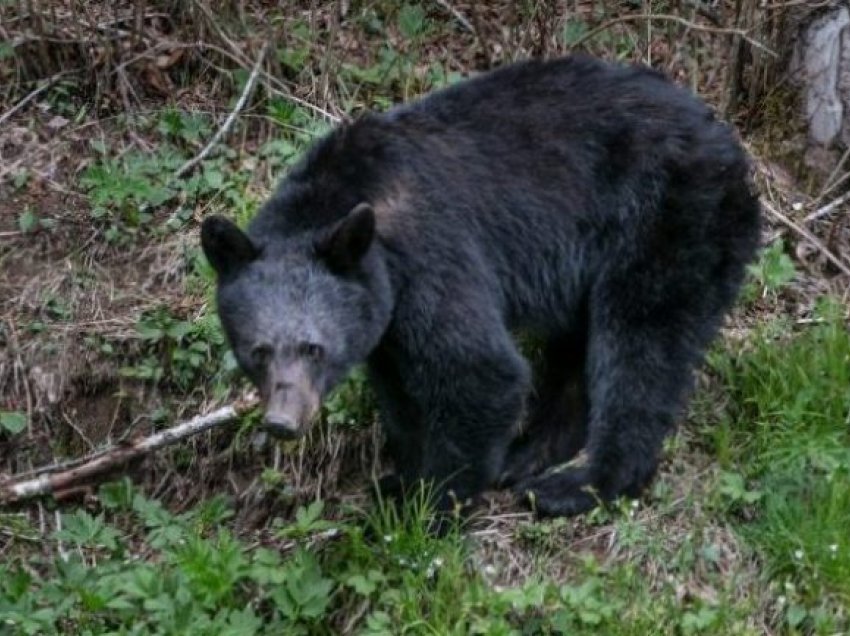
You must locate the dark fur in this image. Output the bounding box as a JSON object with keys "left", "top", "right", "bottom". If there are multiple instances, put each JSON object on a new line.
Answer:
{"left": 202, "top": 55, "right": 761, "bottom": 517}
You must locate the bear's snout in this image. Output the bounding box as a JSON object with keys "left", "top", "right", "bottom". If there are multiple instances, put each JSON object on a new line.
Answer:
{"left": 263, "top": 408, "right": 301, "bottom": 439}
{"left": 261, "top": 363, "right": 321, "bottom": 439}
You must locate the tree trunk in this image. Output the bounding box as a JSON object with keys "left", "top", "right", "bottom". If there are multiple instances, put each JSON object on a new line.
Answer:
{"left": 737, "top": 1, "right": 850, "bottom": 176}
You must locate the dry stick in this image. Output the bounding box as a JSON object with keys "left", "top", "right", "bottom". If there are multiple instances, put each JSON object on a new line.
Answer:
{"left": 190, "top": 0, "right": 340, "bottom": 122}
{"left": 434, "top": 0, "right": 474, "bottom": 32}
{"left": 805, "top": 189, "right": 850, "bottom": 224}
{"left": 571, "top": 13, "right": 776, "bottom": 57}
{"left": 815, "top": 146, "right": 850, "bottom": 203}
{"left": 0, "top": 72, "right": 68, "bottom": 127}
{"left": 0, "top": 399, "right": 257, "bottom": 505}
{"left": 762, "top": 201, "right": 850, "bottom": 278}
{"left": 173, "top": 42, "right": 268, "bottom": 179}
{"left": 211, "top": 46, "right": 339, "bottom": 122}
{"left": 112, "top": 40, "right": 338, "bottom": 123}
{"left": 813, "top": 169, "right": 850, "bottom": 210}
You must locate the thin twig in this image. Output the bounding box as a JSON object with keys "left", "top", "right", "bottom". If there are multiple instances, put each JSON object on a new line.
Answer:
{"left": 201, "top": 40, "right": 339, "bottom": 122}
{"left": 814, "top": 170, "right": 850, "bottom": 208}
{"left": 54, "top": 511, "right": 69, "bottom": 561}
{"left": 815, "top": 146, "right": 850, "bottom": 203}
{"left": 0, "top": 72, "right": 67, "bottom": 127}
{"left": 0, "top": 399, "right": 258, "bottom": 505}
{"left": 434, "top": 0, "right": 474, "bottom": 33}
{"left": 762, "top": 200, "right": 850, "bottom": 277}
{"left": 0, "top": 527, "right": 41, "bottom": 543}
{"left": 173, "top": 42, "right": 268, "bottom": 179}
{"left": 805, "top": 190, "right": 850, "bottom": 224}
{"left": 191, "top": 0, "right": 341, "bottom": 121}
{"left": 683, "top": 0, "right": 721, "bottom": 25}
{"left": 571, "top": 13, "right": 776, "bottom": 57}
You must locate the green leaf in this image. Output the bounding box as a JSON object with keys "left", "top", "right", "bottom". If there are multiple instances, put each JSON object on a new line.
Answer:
{"left": 717, "top": 471, "right": 763, "bottom": 505}
{"left": 202, "top": 169, "right": 224, "bottom": 191}
{"left": 296, "top": 500, "right": 324, "bottom": 526}
{"left": 0, "top": 411, "right": 27, "bottom": 434}
{"left": 12, "top": 169, "right": 29, "bottom": 189}
{"left": 165, "top": 321, "right": 192, "bottom": 341}
{"left": 278, "top": 46, "right": 310, "bottom": 72}
{"left": 681, "top": 606, "right": 719, "bottom": 632}
{"left": 345, "top": 574, "right": 377, "bottom": 596}
{"left": 259, "top": 139, "right": 297, "bottom": 159}
{"left": 748, "top": 240, "right": 797, "bottom": 294}
{"left": 89, "top": 139, "right": 108, "bottom": 155}
{"left": 137, "top": 323, "right": 164, "bottom": 341}
{"left": 221, "top": 607, "right": 263, "bottom": 635}
{"left": 398, "top": 4, "right": 427, "bottom": 38}
{"left": 0, "top": 41, "right": 15, "bottom": 60}
{"left": 99, "top": 478, "right": 136, "bottom": 510}
{"left": 18, "top": 209, "right": 38, "bottom": 234}
{"left": 786, "top": 604, "right": 808, "bottom": 628}
{"left": 105, "top": 596, "right": 136, "bottom": 610}
{"left": 54, "top": 510, "right": 121, "bottom": 551}
{"left": 563, "top": 19, "right": 588, "bottom": 47}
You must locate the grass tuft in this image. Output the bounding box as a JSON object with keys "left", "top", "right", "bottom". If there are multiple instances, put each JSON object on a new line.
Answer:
{"left": 708, "top": 299, "right": 850, "bottom": 622}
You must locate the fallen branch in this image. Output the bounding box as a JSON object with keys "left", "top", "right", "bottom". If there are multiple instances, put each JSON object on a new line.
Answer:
{"left": 173, "top": 42, "right": 268, "bottom": 179}
{"left": 0, "top": 398, "right": 257, "bottom": 505}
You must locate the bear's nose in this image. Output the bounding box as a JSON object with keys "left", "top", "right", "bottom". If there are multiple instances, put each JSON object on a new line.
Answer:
{"left": 263, "top": 411, "right": 301, "bottom": 439}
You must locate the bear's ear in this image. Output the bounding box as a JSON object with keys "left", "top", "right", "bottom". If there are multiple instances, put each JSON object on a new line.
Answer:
{"left": 315, "top": 202, "right": 375, "bottom": 271}
{"left": 201, "top": 216, "right": 258, "bottom": 278}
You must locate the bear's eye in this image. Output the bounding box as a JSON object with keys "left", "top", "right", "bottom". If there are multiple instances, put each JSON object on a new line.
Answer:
{"left": 297, "top": 342, "right": 325, "bottom": 362}
{"left": 250, "top": 344, "right": 273, "bottom": 368}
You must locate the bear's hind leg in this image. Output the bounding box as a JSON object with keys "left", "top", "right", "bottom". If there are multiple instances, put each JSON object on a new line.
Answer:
{"left": 517, "top": 263, "right": 729, "bottom": 517}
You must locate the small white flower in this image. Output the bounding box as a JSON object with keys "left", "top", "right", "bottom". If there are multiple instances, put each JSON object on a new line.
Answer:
{"left": 829, "top": 544, "right": 838, "bottom": 553}
{"left": 383, "top": 534, "right": 393, "bottom": 543}
{"left": 794, "top": 549, "right": 804, "bottom": 560}
{"left": 483, "top": 564, "right": 497, "bottom": 577}
{"left": 777, "top": 595, "right": 786, "bottom": 605}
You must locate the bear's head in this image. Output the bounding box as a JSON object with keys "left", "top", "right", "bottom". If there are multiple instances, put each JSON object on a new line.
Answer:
{"left": 200, "top": 203, "right": 393, "bottom": 439}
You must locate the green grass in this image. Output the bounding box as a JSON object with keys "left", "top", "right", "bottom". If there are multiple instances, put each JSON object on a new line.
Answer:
{"left": 707, "top": 299, "right": 850, "bottom": 630}
{"left": 0, "top": 481, "right": 764, "bottom": 635}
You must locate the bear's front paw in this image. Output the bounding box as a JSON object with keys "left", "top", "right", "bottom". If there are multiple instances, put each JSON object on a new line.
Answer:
{"left": 515, "top": 467, "right": 603, "bottom": 517}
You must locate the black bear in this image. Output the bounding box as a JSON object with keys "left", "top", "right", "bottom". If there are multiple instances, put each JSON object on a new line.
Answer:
{"left": 201, "top": 55, "right": 760, "bottom": 517}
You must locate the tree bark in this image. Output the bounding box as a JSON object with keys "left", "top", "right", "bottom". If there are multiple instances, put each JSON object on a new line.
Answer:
{"left": 736, "top": 1, "right": 850, "bottom": 175}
